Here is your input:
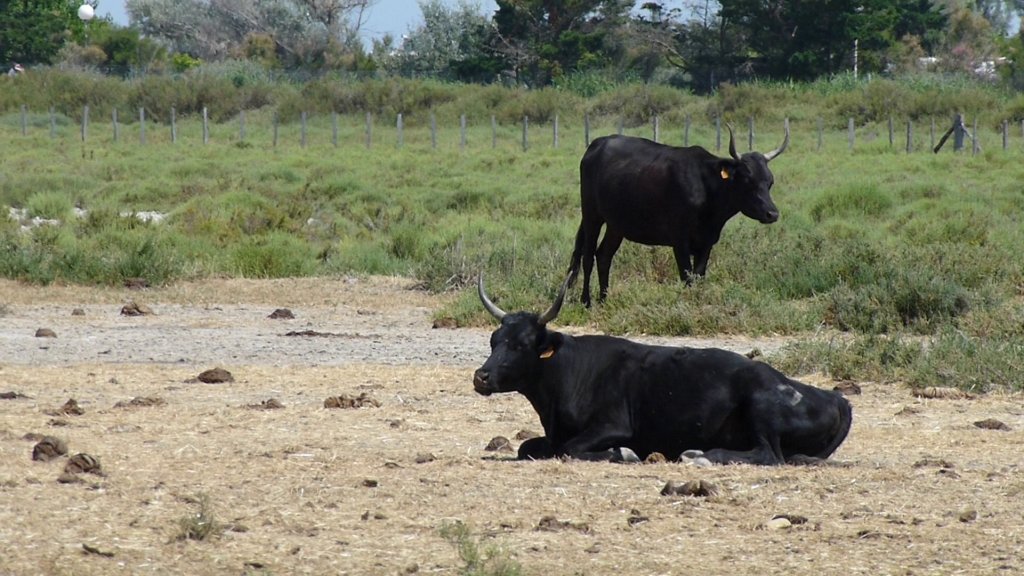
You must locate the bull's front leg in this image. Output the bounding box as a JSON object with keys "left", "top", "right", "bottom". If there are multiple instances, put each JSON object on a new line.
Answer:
{"left": 672, "top": 245, "right": 698, "bottom": 284}
{"left": 557, "top": 424, "right": 639, "bottom": 463}
{"left": 691, "top": 242, "right": 714, "bottom": 278}
{"left": 517, "top": 436, "right": 555, "bottom": 460}
{"left": 701, "top": 433, "right": 785, "bottom": 465}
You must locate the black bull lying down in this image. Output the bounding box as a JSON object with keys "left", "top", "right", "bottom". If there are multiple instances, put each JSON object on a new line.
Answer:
{"left": 473, "top": 277, "right": 853, "bottom": 465}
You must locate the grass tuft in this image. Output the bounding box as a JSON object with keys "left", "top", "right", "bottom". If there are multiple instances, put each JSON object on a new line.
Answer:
{"left": 174, "top": 493, "right": 222, "bottom": 542}
{"left": 439, "top": 521, "right": 522, "bottom": 576}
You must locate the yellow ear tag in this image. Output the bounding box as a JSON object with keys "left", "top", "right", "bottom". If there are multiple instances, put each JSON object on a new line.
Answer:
{"left": 539, "top": 347, "right": 555, "bottom": 359}
{"left": 720, "top": 168, "right": 730, "bottom": 180}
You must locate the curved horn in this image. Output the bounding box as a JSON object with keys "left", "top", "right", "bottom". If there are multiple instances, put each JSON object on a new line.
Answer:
{"left": 725, "top": 123, "right": 741, "bottom": 161}
{"left": 764, "top": 118, "right": 790, "bottom": 162}
{"left": 538, "top": 274, "right": 571, "bottom": 325}
{"left": 477, "top": 274, "right": 507, "bottom": 321}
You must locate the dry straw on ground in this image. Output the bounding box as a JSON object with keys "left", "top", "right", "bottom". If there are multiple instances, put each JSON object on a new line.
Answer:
{"left": 1, "top": 277, "right": 1023, "bottom": 575}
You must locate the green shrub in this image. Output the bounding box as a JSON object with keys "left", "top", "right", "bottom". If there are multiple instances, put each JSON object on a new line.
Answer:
{"left": 230, "top": 232, "right": 317, "bottom": 278}
{"left": 905, "top": 330, "right": 1024, "bottom": 391}
{"left": 25, "top": 191, "right": 74, "bottom": 220}
{"left": 172, "top": 53, "right": 202, "bottom": 73}
{"left": 824, "top": 271, "right": 969, "bottom": 334}
{"left": 108, "top": 232, "right": 183, "bottom": 286}
{"left": 439, "top": 521, "right": 522, "bottom": 576}
{"left": 809, "top": 184, "right": 893, "bottom": 222}
{"left": 772, "top": 331, "right": 1024, "bottom": 392}
{"left": 770, "top": 334, "right": 923, "bottom": 382}
{"left": 591, "top": 83, "right": 691, "bottom": 126}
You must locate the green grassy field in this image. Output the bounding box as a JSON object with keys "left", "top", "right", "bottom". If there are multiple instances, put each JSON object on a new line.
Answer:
{"left": 2, "top": 103, "right": 1023, "bottom": 390}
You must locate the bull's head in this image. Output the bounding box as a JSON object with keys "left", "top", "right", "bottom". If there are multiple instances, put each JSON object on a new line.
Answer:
{"left": 472, "top": 275, "right": 569, "bottom": 396}
{"left": 721, "top": 119, "right": 789, "bottom": 224}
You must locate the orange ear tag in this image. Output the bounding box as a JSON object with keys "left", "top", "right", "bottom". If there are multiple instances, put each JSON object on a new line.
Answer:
{"left": 539, "top": 347, "right": 555, "bottom": 359}
{"left": 720, "top": 168, "right": 730, "bottom": 180}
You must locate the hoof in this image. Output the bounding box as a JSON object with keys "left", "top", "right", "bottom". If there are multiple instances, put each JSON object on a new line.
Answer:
{"left": 615, "top": 447, "right": 640, "bottom": 463}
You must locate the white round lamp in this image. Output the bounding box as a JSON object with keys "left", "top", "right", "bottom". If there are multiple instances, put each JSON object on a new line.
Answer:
{"left": 78, "top": 3, "right": 95, "bottom": 22}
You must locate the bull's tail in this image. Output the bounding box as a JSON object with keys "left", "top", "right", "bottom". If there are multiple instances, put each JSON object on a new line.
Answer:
{"left": 566, "top": 224, "right": 585, "bottom": 288}
{"left": 816, "top": 395, "right": 854, "bottom": 459}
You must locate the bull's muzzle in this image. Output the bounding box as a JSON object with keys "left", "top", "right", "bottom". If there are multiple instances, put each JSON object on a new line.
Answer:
{"left": 473, "top": 368, "right": 494, "bottom": 395}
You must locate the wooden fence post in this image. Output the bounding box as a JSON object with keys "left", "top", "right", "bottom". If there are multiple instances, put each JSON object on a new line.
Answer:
{"left": 430, "top": 112, "right": 436, "bottom": 149}
{"left": 888, "top": 116, "right": 894, "bottom": 147}
{"left": 747, "top": 116, "right": 754, "bottom": 151}
{"left": 847, "top": 118, "right": 854, "bottom": 150}
{"left": 81, "top": 105, "right": 89, "bottom": 142}
{"left": 653, "top": 115, "right": 659, "bottom": 143}
{"left": 715, "top": 116, "right": 721, "bottom": 151}
{"left": 113, "top": 108, "right": 119, "bottom": 143}
{"left": 617, "top": 118, "right": 624, "bottom": 136}
{"left": 684, "top": 114, "right": 690, "bottom": 146}
{"left": 273, "top": 111, "right": 279, "bottom": 147}
{"left": 906, "top": 120, "right": 913, "bottom": 153}
{"left": 202, "top": 107, "right": 208, "bottom": 144}
{"left": 584, "top": 113, "right": 591, "bottom": 147}
{"left": 972, "top": 117, "right": 979, "bottom": 155}
{"left": 365, "top": 112, "right": 372, "bottom": 149}
{"left": 522, "top": 116, "right": 529, "bottom": 151}
{"left": 49, "top": 107, "right": 56, "bottom": 139}
{"left": 238, "top": 110, "right": 244, "bottom": 143}
{"left": 332, "top": 112, "right": 338, "bottom": 148}
{"left": 21, "top": 104, "right": 27, "bottom": 136}
{"left": 930, "top": 118, "right": 935, "bottom": 150}
{"left": 396, "top": 112, "right": 402, "bottom": 148}
{"left": 934, "top": 113, "right": 974, "bottom": 154}
{"left": 491, "top": 115, "right": 497, "bottom": 149}
{"left": 171, "top": 106, "right": 177, "bottom": 143}
{"left": 953, "top": 114, "right": 965, "bottom": 151}
{"left": 461, "top": 114, "right": 467, "bottom": 151}
{"left": 1002, "top": 120, "right": 1008, "bottom": 150}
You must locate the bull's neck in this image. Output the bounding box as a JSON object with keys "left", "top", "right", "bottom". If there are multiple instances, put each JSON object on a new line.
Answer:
{"left": 518, "top": 334, "right": 593, "bottom": 438}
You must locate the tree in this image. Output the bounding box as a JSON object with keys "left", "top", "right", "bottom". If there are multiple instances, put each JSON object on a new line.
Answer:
{"left": 125, "top": 0, "right": 373, "bottom": 69}
{"left": 55, "top": 19, "right": 167, "bottom": 75}
{"left": 491, "top": 0, "right": 632, "bottom": 85}
{"left": 377, "top": 0, "right": 502, "bottom": 82}
{"left": 712, "top": 0, "right": 947, "bottom": 81}
{"left": 936, "top": 1, "right": 999, "bottom": 73}
{"left": 0, "top": 0, "right": 88, "bottom": 66}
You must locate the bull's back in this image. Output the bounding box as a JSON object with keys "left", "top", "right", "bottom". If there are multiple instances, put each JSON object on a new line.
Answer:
{"left": 580, "top": 136, "right": 700, "bottom": 243}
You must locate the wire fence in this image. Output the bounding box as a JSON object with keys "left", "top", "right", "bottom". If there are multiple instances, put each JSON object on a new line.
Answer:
{"left": 10, "top": 104, "right": 1021, "bottom": 155}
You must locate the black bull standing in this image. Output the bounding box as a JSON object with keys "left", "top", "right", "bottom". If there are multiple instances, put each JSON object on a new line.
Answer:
{"left": 568, "top": 121, "right": 789, "bottom": 306}
{"left": 473, "top": 276, "right": 852, "bottom": 465}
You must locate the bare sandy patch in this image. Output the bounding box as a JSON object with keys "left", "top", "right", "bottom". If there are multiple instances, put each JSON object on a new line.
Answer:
{"left": 1, "top": 277, "right": 1022, "bottom": 575}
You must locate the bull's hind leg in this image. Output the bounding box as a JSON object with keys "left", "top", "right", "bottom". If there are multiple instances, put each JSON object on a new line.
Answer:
{"left": 579, "top": 222, "right": 604, "bottom": 308}
{"left": 595, "top": 231, "right": 624, "bottom": 302}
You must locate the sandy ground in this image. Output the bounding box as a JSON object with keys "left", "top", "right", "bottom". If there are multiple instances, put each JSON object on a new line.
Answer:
{"left": 1, "top": 277, "right": 1023, "bottom": 576}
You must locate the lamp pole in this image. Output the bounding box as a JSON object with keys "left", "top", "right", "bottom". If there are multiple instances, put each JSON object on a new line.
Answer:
{"left": 78, "top": 2, "right": 95, "bottom": 43}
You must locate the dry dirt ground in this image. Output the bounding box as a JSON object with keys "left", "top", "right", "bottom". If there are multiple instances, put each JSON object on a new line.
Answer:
{"left": 1, "top": 276, "right": 1023, "bottom": 576}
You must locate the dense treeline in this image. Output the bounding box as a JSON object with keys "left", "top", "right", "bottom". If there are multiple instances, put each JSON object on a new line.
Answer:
{"left": 6, "top": 1, "right": 1024, "bottom": 93}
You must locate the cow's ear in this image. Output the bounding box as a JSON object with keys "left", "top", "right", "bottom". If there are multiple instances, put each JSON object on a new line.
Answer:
{"left": 538, "top": 333, "right": 563, "bottom": 360}
{"left": 719, "top": 160, "right": 736, "bottom": 181}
